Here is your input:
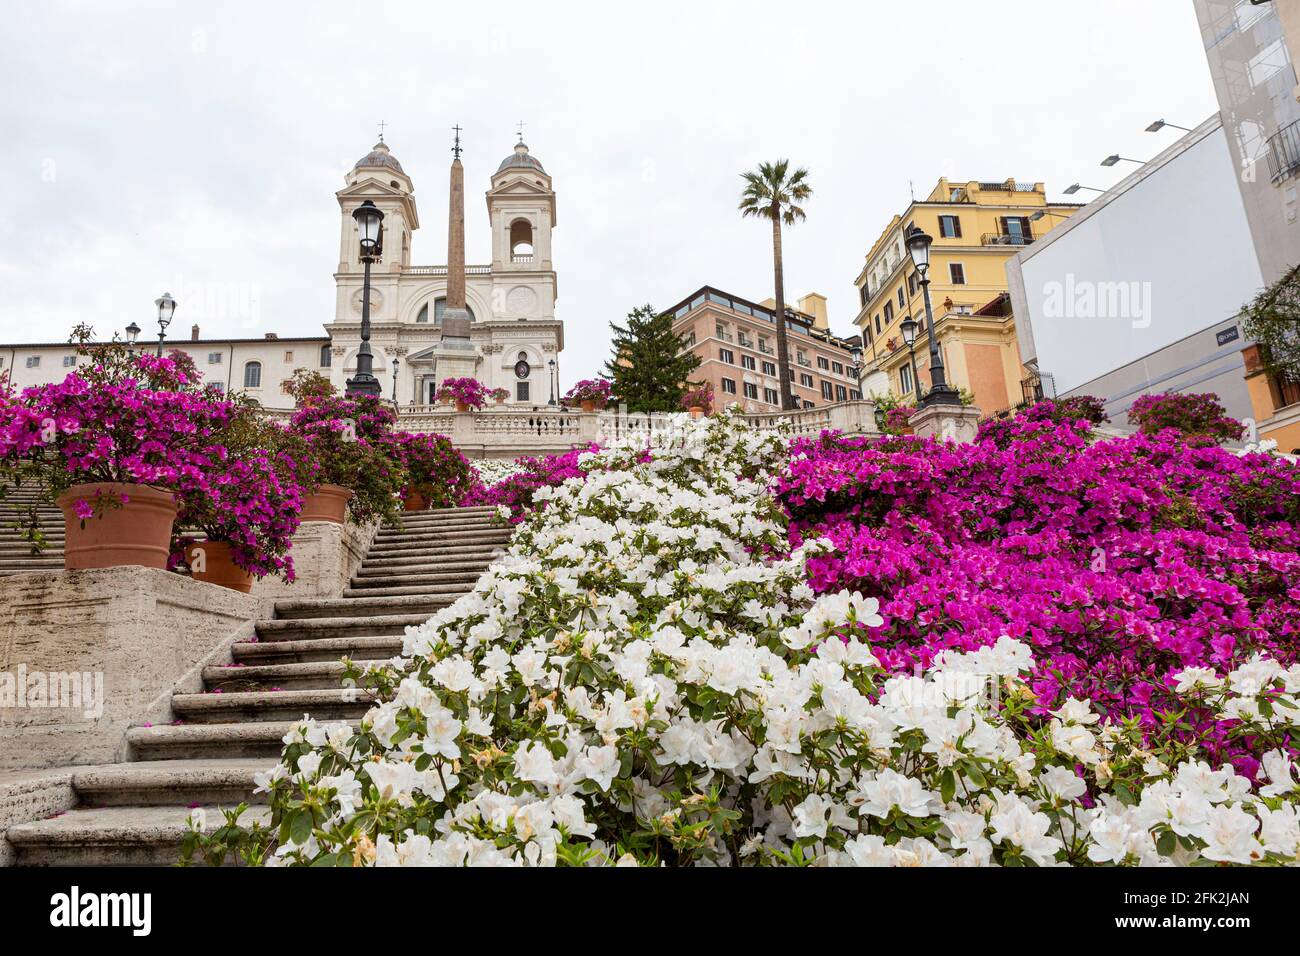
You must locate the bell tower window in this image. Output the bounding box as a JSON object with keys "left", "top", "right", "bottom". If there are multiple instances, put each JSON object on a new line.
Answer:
{"left": 510, "top": 219, "right": 534, "bottom": 262}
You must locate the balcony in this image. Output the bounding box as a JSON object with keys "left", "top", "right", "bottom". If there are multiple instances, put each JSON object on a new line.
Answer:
{"left": 1266, "top": 120, "right": 1300, "bottom": 184}
{"left": 981, "top": 232, "right": 1035, "bottom": 247}
{"left": 511, "top": 254, "right": 534, "bottom": 264}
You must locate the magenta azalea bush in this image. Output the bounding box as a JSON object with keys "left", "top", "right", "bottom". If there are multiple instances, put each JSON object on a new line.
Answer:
{"left": 776, "top": 400, "right": 1300, "bottom": 776}
{"left": 462, "top": 445, "right": 598, "bottom": 522}
{"left": 562, "top": 378, "right": 613, "bottom": 409}
{"left": 390, "top": 431, "right": 474, "bottom": 508}
{"left": 1128, "top": 391, "right": 1246, "bottom": 445}
{"left": 435, "top": 377, "right": 490, "bottom": 410}
{"left": 289, "top": 393, "right": 404, "bottom": 525}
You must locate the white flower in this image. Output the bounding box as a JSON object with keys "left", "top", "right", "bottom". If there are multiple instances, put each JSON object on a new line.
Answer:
{"left": 1039, "top": 766, "right": 1086, "bottom": 802}
{"left": 1199, "top": 804, "right": 1264, "bottom": 865}
{"left": 850, "top": 769, "right": 936, "bottom": 820}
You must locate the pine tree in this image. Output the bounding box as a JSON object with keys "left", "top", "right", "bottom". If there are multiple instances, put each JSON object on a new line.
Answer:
{"left": 602, "top": 304, "right": 702, "bottom": 413}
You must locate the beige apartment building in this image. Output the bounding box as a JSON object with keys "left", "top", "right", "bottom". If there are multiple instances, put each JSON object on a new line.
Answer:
{"left": 668, "top": 287, "right": 861, "bottom": 411}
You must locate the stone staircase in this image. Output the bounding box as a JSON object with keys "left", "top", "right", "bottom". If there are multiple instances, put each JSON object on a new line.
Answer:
{"left": 0, "top": 487, "right": 64, "bottom": 574}
{"left": 4, "top": 505, "right": 508, "bottom": 866}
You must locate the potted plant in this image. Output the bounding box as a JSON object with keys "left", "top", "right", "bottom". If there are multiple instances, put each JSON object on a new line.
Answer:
{"left": 289, "top": 392, "right": 405, "bottom": 526}
{"left": 489, "top": 387, "right": 509, "bottom": 406}
{"left": 171, "top": 402, "right": 305, "bottom": 591}
{"left": 390, "top": 431, "right": 474, "bottom": 512}
{"left": 435, "top": 377, "right": 490, "bottom": 412}
{"left": 8, "top": 335, "right": 233, "bottom": 570}
{"left": 562, "top": 378, "right": 613, "bottom": 413}
{"left": 681, "top": 384, "right": 714, "bottom": 419}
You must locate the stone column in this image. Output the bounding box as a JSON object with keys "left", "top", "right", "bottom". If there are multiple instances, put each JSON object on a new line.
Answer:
{"left": 910, "top": 403, "right": 982, "bottom": 443}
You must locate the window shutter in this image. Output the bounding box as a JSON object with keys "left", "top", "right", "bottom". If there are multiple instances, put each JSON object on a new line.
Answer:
{"left": 953, "top": 216, "right": 962, "bottom": 238}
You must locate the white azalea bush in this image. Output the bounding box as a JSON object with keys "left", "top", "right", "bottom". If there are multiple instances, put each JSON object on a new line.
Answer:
{"left": 184, "top": 414, "right": 1300, "bottom": 866}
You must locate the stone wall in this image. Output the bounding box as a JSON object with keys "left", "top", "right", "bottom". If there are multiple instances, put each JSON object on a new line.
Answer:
{"left": 0, "top": 569, "right": 268, "bottom": 771}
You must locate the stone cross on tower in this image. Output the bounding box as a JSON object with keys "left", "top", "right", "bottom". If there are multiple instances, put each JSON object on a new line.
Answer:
{"left": 441, "top": 126, "right": 472, "bottom": 343}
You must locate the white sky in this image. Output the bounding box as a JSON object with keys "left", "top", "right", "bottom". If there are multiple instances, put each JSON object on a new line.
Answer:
{"left": 0, "top": 0, "right": 1219, "bottom": 390}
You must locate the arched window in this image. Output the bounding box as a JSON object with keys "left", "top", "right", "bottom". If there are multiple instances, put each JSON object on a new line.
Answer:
{"left": 319, "top": 345, "right": 332, "bottom": 368}
{"left": 510, "top": 219, "right": 534, "bottom": 260}
{"left": 417, "top": 298, "right": 476, "bottom": 325}
{"left": 243, "top": 361, "right": 262, "bottom": 388}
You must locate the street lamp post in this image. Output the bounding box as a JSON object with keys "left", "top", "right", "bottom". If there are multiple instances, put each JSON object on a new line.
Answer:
{"left": 900, "top": 315, "right": 922, "bottom": 404}
{"left": 849, "top": 345, "right": 863, "bottom": 401}
{"left": 346, "top": 200, "right": 384, "bottom": 397}
{"left": 154, "top": 293, "right": 176, "bottom": 357}
{"left": 391, "top": 357, "right": 400, "bottom": 406}
{"left": 124, "top": 322, "right": 141, "bottom": 356}
{"left": 548, "top": 359, "right": 557, "bottom": 406}
{"left": 905, "top": 228, "right": 960, "bottom": 407}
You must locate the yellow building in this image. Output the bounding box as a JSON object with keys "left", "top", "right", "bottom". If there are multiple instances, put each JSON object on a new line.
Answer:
{"left": 852, "top": 178, "right": 1080, "bottom": 415}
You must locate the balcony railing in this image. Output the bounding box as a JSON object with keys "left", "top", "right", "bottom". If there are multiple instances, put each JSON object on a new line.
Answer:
{"left": 1266, "top": 120, "right": 1300, "bottom": 184}
{"left": 982, "top": 232, "right": 1035, "bottom": 247}
{"left": 511, "top": 254, "right": 534, "bottom": 264}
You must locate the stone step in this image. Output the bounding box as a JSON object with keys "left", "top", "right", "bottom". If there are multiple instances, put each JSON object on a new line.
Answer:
{"left": 0, "top": 544, "right": 62, "bottom": 557}
{"left": 368, "top": 532, "right": 511, "bottom": 552}
{"left": 203, "top": 660, "right": 351, "bottom": 691}
{"left": 360, "top": 548, "right": 506, "bottom": 569}
{"left": 170, "top": 687, "right": 373, "bottom": 724}
{"left": 271, "top": 593, "right": 461, "bottom": 620}
{"left": 71, "top": 758, "right": 275, "bottom": 807}
{"left": 384, "top": 517, "right": 503, "bottom": 533}
{"left": 254, "top": 613, "right": 434, "bottom": 642}
{"left": 6, "top": 804, "right": 273, "bottom": 866}
{"left": 347, "top": 568, "right": 483, "bottom": 589}
{"left": 353, "top": 557, "right": 496, "bottom": 578}
{"left": 0, "top": 557, "right": 65, "bottom": 569}
{"left": 128, "top": 719, "right": 362, "bottom": 760}
{"left": 342, "top": 581, "right": 480, "bottom": 598}
{"left": 232, "top": 634, "right": 404, "bottom": 665}
{"left": 375, "top": 521, "right": 503, "bottom": 538}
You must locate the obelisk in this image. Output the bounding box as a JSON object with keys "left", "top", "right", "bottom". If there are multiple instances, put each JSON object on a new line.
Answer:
{"left": 441, "top": 126, "right": 472, "bottom": 342}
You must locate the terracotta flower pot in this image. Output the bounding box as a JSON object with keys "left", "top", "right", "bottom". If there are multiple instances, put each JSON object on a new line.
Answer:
{"left": 494, "top": 397, "right": 506, "bottom": 405}
{"left": 300, "top": 483, "right": 354, "bottom": 524}
{"left": 189, "top": 539, "right": 254, "bottom": 593}
{"left": 580, "top": 400, "right": 596, "bottom": 413}
{"left": 455, "top": 401, "right": 470, "bottom": 413}
{"left": 689, "top": 406, "right": 705, "bottom": 419}
{"left": 57, "top": 482, "right": 178, "bottom": 571}
{"left": 403, "top": 488, "right": 431, "bottom": 512}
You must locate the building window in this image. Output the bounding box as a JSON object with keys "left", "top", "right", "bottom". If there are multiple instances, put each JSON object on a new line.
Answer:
{"left": 516, "top": 381, "right": 530, "bottom": 402}
{"left": 25, "top": 356, "right": 40, "bottom": 369}
{"left": 900, "top": 363, "right": 914, "bottom": 395}
{"left": 62, "top": 355, "right": 77, "bottom": 367}
{"left": 803, "top": 400, "right": 816, "bottom": 410}
{"left": 800, "top": 373, "right": 814, "bottom": 388}
{"left": 743, "top": 382, "right": 758, "bottom": 399}
{"left": 758, "top": 337, "right": 770, "bottom": 353}
{"left": 949, "top": 263, "right": 966, "bottom": 285}
{"left": 721, "top": 378, "right": 736, "bottom": 394}
{"left": 850, "top": 389, "right": 862, "bottom": 400}
{"left": 884, "top": 302, "right": 894, "bottom": 323}
{"left": 208, "top": 352, "right": 223, "bottom": 365}
{"left": 243, "top": 361, "right": 262, "bottom": 388}
{"left": 719, "top": 348, "right": 734, "bottom": 364}
{"left": 817, "top": 356, "right": 829, "bottom": 370}
{"left": 320, "top": 345, "right": 332, "bottom": 368}
{"left": 832, "top": 361, "right": 844, "bottom": 375}
{"left": 939, "top": 215, "right": 962, "bottom": 238}
{"left": 764, "top": 387, "right": 778, "bottom": 404}
{"left": 761, "top": 361, "right": 776, "bottom": 376}
{"left": 835, "top": 385, "right": 847, "bottom": 402}
{"left": 821, "top": 381, "right": 833, "bottom": 400}
{"left": 908, "top": 272, "right": 918, "bottom": 295}
{"left": 741, "top": 354, "right": 756, "bottom": 370}
{"left": 417, "top": 298, "right": 477, "bottom": 325}
{"left": 874, "top": 315, "right": 881, "bottom": 334}
{"left": 284, "top": 350, "right": 294, "bottom": 363}
{"left": 898, "top": 287, "right": 906, "bottom": 310}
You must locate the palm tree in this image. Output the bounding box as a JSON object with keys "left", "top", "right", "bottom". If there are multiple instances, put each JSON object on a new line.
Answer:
{"left": 740, "top": 160, "right": 812, "bottom": 411}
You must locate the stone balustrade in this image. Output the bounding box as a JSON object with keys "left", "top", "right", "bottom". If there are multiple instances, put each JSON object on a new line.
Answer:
{"left": 260, "top": 400, "right": 890, "bottom": 458}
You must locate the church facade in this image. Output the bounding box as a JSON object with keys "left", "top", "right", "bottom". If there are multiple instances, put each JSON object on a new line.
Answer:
{"left": 328, "top": 137, "right": 564, "bottom": 407}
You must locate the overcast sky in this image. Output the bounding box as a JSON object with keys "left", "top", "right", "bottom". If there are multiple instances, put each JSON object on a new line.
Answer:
{"left": 0, "top": 0, "right": 1219, "bottom": 389}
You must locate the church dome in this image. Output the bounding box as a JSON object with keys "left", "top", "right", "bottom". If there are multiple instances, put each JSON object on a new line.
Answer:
{"left": 354, "top": 141, "right": 405, "bottom": 174}
{"left": 497, "top": 141, "right": 546, "bottom": 173}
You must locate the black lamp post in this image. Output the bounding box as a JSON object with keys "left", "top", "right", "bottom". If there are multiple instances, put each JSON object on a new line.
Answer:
{"left": 905, "top": 228, "right": 960, "bottom": 407}
{"left": 849, "top": 345, "right": 863, "bottom": 401}
{"left": 548, "top": 359, "right": 557, "bottom": 406}
{"left": 154, "top": 293, "right": 176, "bottom": 357}
{"left": 346, "top": 200, "right": 384, "bottom": 397}
{"left": 391, "top": 357, "right": 400, "bottom": 405}
{"left": 125, "top": 322, "right": 141, "bottom": 355}
{"left": 899, "top": 315, "right": 922, "bottom": 403}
